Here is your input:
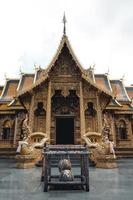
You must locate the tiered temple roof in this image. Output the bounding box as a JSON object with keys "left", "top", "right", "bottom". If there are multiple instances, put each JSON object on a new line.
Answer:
{"left": 33, "top": 67, "right": 44, "bottom": 83}
{"left": 0, "top": 79, "right": 19, "bottom": 102}
{"left": 110, "top": 80, "right": 131, "bottom": 102}
{"left": 0, "top": 71, "right": 132, "bottom": 111}
{"left": 125, "top": 86, "right": 133, "bottom": 100}
{"left": 0, "top": 86, "right": 3, "bottom": 96}
{"left": 17, "top": 73, "right": 34, "bottom": 91}
{"left": 0, "top": 35, "right": 132, "bottom": 113}
{"left": 95, "top": 74, "right": 112, "bottom": 92}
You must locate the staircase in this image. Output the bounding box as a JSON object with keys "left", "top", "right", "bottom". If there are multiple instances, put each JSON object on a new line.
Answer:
{"left": 0, "top": 147, "right": 16, "bottom": 158}
{"left": 115, "top": 147, "right": 133, "bottom": 158}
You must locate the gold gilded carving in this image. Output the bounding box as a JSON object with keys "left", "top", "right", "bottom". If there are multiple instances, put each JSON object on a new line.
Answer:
{"left": 50, "top": 45, "right": 81, "bottom": 77}
{"left": 79, "top": 81, "right": 86, "bottom": 137}
{"left": 46, "top": 81, "right": 52, "bottom": 140}
{"left": 52, "top": 89, "right": 79, "bottom": 115}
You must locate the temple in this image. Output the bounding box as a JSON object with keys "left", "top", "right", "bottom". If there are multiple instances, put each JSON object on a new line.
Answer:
{"left": 0, "top": 28, "right": 133, "bottom": 158}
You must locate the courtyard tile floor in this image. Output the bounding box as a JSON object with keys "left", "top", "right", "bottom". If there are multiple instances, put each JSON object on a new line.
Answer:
{"left": 0, "top": 158, "right": 133, "bottom": 200}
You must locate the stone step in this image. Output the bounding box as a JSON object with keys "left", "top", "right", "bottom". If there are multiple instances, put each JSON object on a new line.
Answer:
{"left": 0, "top": 148, "right": 16, "bottom": 158}
{"left": 115, "top": 147, "right": 133, "bottom": 151}
{"left": 115, "top": 148, "right": 133, "bottom": 158}
{"left": 0, "top": 148, "right": 16, "bottom": 151}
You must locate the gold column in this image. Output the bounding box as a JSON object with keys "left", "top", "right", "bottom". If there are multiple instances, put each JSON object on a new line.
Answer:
{"left": 13, "top": 114, "right": 18, "bottom": 146}
{"left": 96, "top": 93, "right": 102, "bottom": 133}
{"left": 111, "top": 114, "right": 117, "bottom": 144}
{"left": 80, "top": 81, "right": 86, "bottom": 139}
{"left": 128, "top": 119, "right": 133, "bottom": 147}
{"left": 46, "top": 81, "right": 51, "bottom": 142}
{"left": 29, "top": 93, "right": 35, "bottom": 132}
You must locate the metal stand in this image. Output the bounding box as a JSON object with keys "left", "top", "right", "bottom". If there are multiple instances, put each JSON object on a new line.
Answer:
{"left": 41, "top": 145, "right": 89, "bottom": 192}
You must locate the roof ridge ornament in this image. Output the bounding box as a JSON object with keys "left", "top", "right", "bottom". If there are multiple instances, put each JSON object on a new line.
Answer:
{"left": 105, "top": 67, "right": 110, "bottom": 76}
{"left": 62, "top": 12, "right": 67, "bottom": 35}
{"left": 92, "top": 63, "right": 95, "bottom": 71}
{"left": 120, "top": 74, "right": 125, "bottom": 82}
{"left": 34, "top": 63, "right": 41, "bottom": 71}
{"left": 19, "top": 66, "right": 24, "bottom": 75}
{"left": 4, "top": 73, "right": 9, "bottom": 80}
{"left": 89, "top": 63, "right": 95, "bottom": 71}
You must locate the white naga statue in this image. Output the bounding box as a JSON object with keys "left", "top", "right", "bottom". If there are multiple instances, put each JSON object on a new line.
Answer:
{"left": 16, "top": 114, "right": 48, "bottom": 155}
{"left": 102, "top": 113, "right": 116, "bottom": 158}
{"left": 103, "top": 136, "right": 116, "bottom": 158}
{"left": 82, "top": 125, "right": 116, "bottom": 165}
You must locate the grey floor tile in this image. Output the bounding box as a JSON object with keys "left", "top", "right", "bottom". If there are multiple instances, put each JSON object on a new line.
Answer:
{"left": 0, "top": 158, "right": 133, "bottom": 200}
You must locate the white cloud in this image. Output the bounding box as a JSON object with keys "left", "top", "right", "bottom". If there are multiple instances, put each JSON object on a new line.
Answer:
{"left": 0, "top": 0, "right": 133, "bottom": 85}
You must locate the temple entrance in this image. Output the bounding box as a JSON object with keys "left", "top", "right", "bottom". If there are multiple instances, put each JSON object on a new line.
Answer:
{"left": 56, "top": 117, "right": 74, "bottom": 144}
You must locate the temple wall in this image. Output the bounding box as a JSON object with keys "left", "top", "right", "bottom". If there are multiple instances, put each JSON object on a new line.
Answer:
{"left": 16, "top": 112, "right": 26, "bottom": 142}
{"left": 0, "top": 114, "right": 15, "bottom": 147}
{"left": 82, "top": 81, "right": 100, "bottom": 133}
{"left": 32, "top": 82, "right": 48, "bottom": 133}
{"left": 114, "top": 114, "right": 133, "bottom": 147}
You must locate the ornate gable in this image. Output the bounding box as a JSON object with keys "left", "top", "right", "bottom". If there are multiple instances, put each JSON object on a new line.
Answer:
{"left": 49, "top": 43, "right": 81, "bottom": 77}
{"left": 46, "top": 35, "right": 86, "bottom": 78}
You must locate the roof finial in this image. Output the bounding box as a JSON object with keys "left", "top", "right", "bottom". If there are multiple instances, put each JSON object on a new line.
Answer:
{"left": 105, "top": 67, "right": 110, "bottom": 76}
{"left": 34, "top": 63, "right": 40, "bottom": 70}
{"left": 92, "top": 62, "right": 95, "bottom": 70}
{"left": 19, "top": 66, "right": 22, "bottom": 74}
{"left": 62, "top": 12, "right": 67, "bottom": 35}
{"left": 19, "top": 66, "right": 24, "bottom": 75}
{"left": 90, "top": 63, "right": 95, "bottom": 71}
{"left": 4, "top": 73, "right": 9, "bottom": 81}
{"left": 4, "top": 73, "right": 7, "bottom": 80}
{"left": 120, "top": 74, "right": 125, "bottom": 81}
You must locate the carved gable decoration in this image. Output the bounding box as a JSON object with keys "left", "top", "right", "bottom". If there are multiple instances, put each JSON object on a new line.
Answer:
{"left": 50, "top": 43, "right": 81, "bottom": 77}
{"left": 52, "top": 90, "right": 79, "bottom": 115}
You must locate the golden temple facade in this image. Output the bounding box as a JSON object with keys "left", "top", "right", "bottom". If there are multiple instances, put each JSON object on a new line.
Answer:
{"left": 0, "top": 33, "right": 133, "bottom": 158}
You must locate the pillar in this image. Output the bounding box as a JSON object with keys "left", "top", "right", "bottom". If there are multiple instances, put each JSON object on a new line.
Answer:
{"left": 128, "top": 118, "right": 133, "bottom": 147}
{"left": 96, "top": 93, "right": 103, "bottom": 133}
{"left": 29, "top": 93, "right": 35, "bottom": 132}
{"left": 80, "top": 81, "right": 86, "bottom": 139}
{"left": 46, "top": 81, "right": 51, "bottom": 142}
{"left": 111, "top": 113, "right": 117, "bottom": 144}
{"left": 13, "top": 114, "right": 18, "bottom": 146}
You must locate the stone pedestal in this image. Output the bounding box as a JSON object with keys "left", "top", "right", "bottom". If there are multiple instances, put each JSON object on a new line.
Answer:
{"left": 96, "top": 155, "right": 117, "bottom": 169}
{"left": 15, "top": 154, "right": 36, "bottom": 169}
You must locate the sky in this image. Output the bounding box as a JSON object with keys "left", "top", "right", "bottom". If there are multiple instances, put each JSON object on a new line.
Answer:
{"left": 0, "top": 0, "right": 133, "bottom": 86}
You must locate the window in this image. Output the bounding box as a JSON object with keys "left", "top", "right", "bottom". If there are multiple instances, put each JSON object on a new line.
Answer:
{"left": 85, "top": 102, "right": 96, "bottom": 117}
{"left": 2, "top": 120, "right": 11, "bottom": 140}
{"left": 34, "top": 102, "right": 45, "bottom": 116}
